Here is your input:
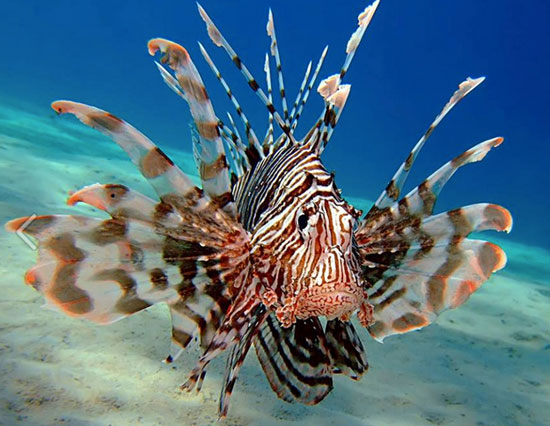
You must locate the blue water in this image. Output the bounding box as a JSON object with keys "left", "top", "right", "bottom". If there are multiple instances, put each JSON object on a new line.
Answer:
{"left": 2, "top": 0, "right": 549, "bottom": 249}
{"left": 0, "top": 0, "right": 550, "bottom": 247}
{"left": 1, "top": 1, "right": 549, "bottom": 425}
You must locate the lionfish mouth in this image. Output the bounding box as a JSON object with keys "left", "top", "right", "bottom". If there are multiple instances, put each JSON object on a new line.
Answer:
{"left": 297, "top": 289, "right": 362, "bottom": 321}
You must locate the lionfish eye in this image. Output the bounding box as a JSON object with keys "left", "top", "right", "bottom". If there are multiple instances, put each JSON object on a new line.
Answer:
{"left": 297, "top": 213, "right": 309, "bottom": 230}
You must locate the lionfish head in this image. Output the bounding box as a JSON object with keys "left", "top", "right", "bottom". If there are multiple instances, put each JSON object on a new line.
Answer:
{"left": 249, "top": 145, "right": 367, "bottom": 328}
{"left": 293, "top": 190, "right": 365, "bottom": 321}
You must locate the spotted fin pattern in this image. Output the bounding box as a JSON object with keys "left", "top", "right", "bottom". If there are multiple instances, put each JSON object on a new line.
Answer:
{"left": 356, "top": 138, "right": 512, "bottom": 341}
{"left": 7, "top": 99, "right": 251, "bottom": 364}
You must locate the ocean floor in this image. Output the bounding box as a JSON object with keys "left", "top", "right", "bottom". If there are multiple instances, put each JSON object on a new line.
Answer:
{"left": 0, "top": 102, "right": 549, "bottom": 425}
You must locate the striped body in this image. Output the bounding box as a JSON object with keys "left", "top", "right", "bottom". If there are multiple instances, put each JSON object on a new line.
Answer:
{"left": 236, "top": 143, "right": 368, "bottom": 327}
{"left": 5, "top": 1, "right": 512, "bottom": 420}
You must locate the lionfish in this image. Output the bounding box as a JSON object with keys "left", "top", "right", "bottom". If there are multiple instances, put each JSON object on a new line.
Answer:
{"left": 6, "top": 0, "right": 512, "bottom": 419}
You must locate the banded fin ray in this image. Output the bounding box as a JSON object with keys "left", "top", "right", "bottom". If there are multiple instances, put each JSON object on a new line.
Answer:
{"left": 266, "top": 9, "right": 290, "bottom": 125}
{"left": 218, "top": 305, "right": 268, "bottom": 419}
{"left": 309, "top": 78, "right": 351, "bottom": 153}
{"left": 253, "top": 314, "right": 333, "bottom": 405}
{"left": 180, "top": 284, "right": 264, "bottom": 395}
{"left": 288, "top": 60, "right": 312, "bottom": 130}
{"left": 290, "top": 45, "right": 328, "bottom": 133}
{"left": 197, "top": 3, "right": 293, "bottom": 139}
{"left": 325, "top": 319, "right": 368, "bottom": 379}
{"left": 5, "top": 214, "right": 178, "bottom": 324}
{"left": 51, "top": 101, "right": 195, "bottom": 200}
{"left": 226, "top": 112, "right": 246, "bottom": 154}
{"left": 67, "top": 183, "right": 176, "bottom": 224}
{"left": 363, "top": 203, "right": 512, "bottom": 257}
{"left": 373, "top": 77, "right": 486, "bottom": 210}
{"left": 304, "top": 0, "right": 379, "bottom": 153}
{"left": 360, "top": 136, "right": 505, "bottom": 235}
{"left": 198, "top": 42, "right": 264, "bottom": 165}
{"left": 356, "top": 138, "right": 512, "bottom": 342}
{"left": 6, "top": 178, "right": 250, "bottom": 358}
{"left": 67, "top": 184, "right": 237, "bottom": 362}
{"left": 147, "top": 38, "right": 236, "bottom": 215}
{"left": 263, "top": 53, "right": 275, "bottom": 149}
{"left": 166, "top": 284, "right": 232, "bottom": 363}
{"left": 221, "top": 113, "right": 249, "bottom": 178}
{"left": 366, "top": 239, "right": 507, "bottom": 342}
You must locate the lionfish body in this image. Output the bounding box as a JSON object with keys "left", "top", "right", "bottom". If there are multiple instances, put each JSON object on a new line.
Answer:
{"left": 6, "top": 1, "right": 512, "bottom": 418}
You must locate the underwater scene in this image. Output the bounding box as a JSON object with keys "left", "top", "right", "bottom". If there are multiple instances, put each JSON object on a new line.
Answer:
{"left": 1, "top": 0, "right": 548, "bottom": 425}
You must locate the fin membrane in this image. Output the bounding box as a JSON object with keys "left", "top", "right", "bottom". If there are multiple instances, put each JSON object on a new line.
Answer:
{"left": 253, "top": 314, "right": 333, "bottom": 405}
{"left": 356, "top": 138, "right": 512, "bottom": 342}
{"left": 325, "top": 319, "right": 368, "bottom": 379}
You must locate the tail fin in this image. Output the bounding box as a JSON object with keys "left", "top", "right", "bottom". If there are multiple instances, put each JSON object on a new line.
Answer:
{"left": 250, "top": 316, "right": 368, "bottom": 407}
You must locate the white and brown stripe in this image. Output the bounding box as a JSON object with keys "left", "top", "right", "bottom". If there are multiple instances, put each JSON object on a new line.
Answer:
{"left": 147, "top": 38, "right": 236, "bottom": 216}
{"left": 266, "top": 9, "right": 290, "bottom": 125}
{"left": 5, "top": 0, "right": 513, "bottom": 420}
{"left": 372, "top": 77, "right": 486, "bottom": 211}
{"left": 254, "top": 315, "right": 333, "bottom": 405}
{"left": 290, "top": 45, "right": 328, "bottom": 133}
{"left": 356, "top": 137, "right": 512, "bottom": 341}
{"left": 198, "top": 42, "right": 264, "bottom": 165}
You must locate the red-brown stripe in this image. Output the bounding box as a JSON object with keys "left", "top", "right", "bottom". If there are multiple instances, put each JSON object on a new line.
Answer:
{"left": 196, "top": 121, "right": 220, "bottom": 140}
{"left": 200, "top": 154, "right": 227, "bottom": 180}
{"left": 177, "top": 75, "right": 209, "bottom": 102}
{"left": 140, "top": 147, "right": 174, "bottom": 178}
{"left": 87, "top": 111, "right": 124, "bottom": 132}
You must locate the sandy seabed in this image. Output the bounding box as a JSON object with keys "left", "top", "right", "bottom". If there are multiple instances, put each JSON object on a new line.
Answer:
{"left": 0, "top": 102, "right": 548, "bottom": 426}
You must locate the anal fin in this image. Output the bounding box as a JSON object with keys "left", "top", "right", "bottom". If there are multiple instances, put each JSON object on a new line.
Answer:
{"left": 325, "top": 319, "right": 368, "bottom": 379}
{"left": 253, "top": 314, "right": 333, "bottom": 405}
